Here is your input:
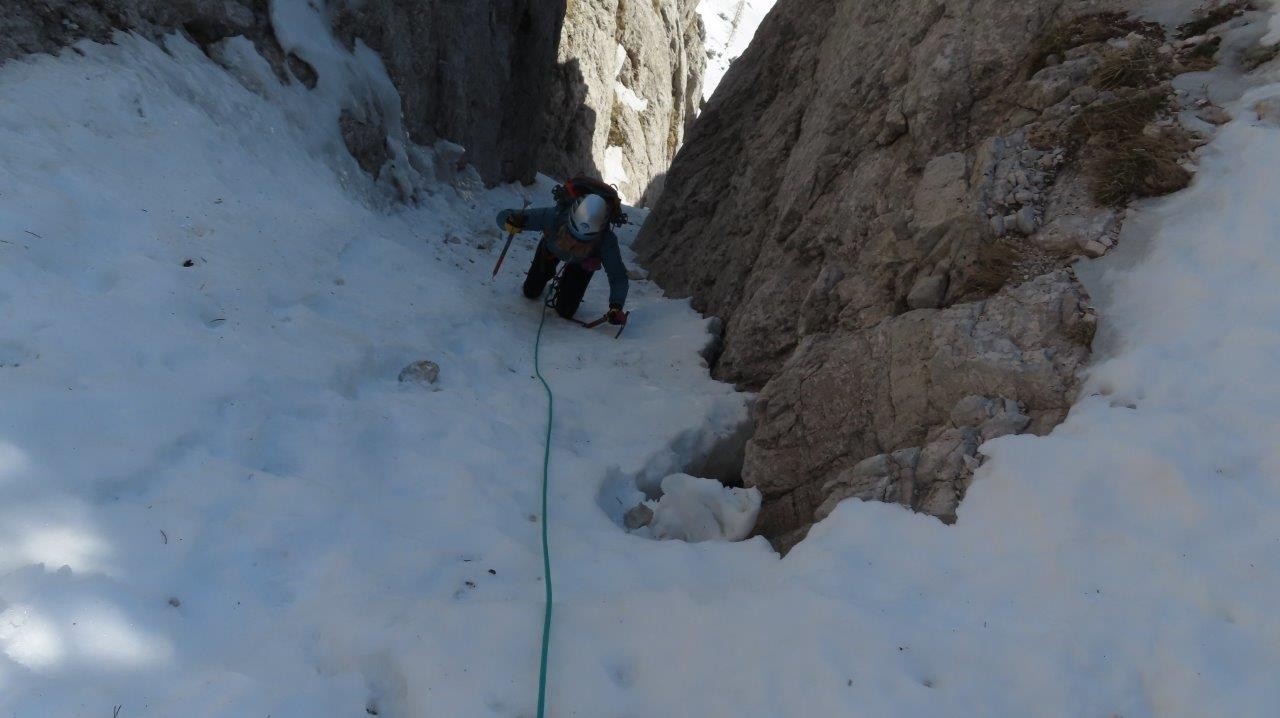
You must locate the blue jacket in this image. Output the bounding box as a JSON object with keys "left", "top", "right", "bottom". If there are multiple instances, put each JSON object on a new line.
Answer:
{"left": 496, "top": 206, "right": 629, "bottom": 308}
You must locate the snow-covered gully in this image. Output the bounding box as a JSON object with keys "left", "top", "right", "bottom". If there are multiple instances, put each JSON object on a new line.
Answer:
{"left": 2, "top": 3, "right": 1280, "bottom": 717}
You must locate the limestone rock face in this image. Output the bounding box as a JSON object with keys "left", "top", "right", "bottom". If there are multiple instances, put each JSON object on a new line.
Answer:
{"left": 749, "top": 272, "right": 1094, "bottom": 544}
{"left": 550, "top": 0, "right": 706, "bottom": 204}
{"left": 637, "top": 0, "right": 1109, "bottom": 385}
{"left": 0, "top": 1, "right": 280, "bottom": 67}
{"left": 636, "top": 0, "right": 1127, "bottom": 545}
{"left": 337, "top": 0, "right": 704, "bottom": 192}
{"left": 0, "top": 0, "right": 705, "bottom": 193}
{"left": 332, "top": 1, "right": 570, "bottom": 185}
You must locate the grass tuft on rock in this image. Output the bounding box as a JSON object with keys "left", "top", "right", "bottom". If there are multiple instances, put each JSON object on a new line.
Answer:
{"left": 1093, "top": 42, "right": 1171, "bottom": 89}
{"left": 1086, "top": 130, "right": 1194, "bottom": 206}
{"left": 1070, "top": 89, "right": 1171, "bottom": 139}
{"left": 965, "top": 238, "right": 1021, "bottom": 296}
{"left": 1025, "top": 10, "right": 1198, "bottom": 209}
{"left": 1176, "top": 1, "right": 1253, "bottom": 40}
{"left": 1065, "top": 87, "right": 1195, "bottom": 206}
{"left": 608, "top": 101, "right": 627, "bottom": 146}
{"left": 667, "top": 107, "right": 682, "bottom": 158}
{"left": 1241, "top": 41, "right": 1279, "bottom": 71}
{"left": 1179, "top": 36, "right": 1223, "bottom": 72}
{"left": 1032, "top": 12, "right": 1162, "bottom": 71}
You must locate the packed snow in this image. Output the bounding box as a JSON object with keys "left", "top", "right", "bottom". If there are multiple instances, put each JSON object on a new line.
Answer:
{"left": 698, "top": 0, "right": 777, "bottom": 100}
{"left": 3, "top": 4, "right": 1280, "bottom": 717}
{"left": 0, "top": 26, "right": 755, "bottom": 717}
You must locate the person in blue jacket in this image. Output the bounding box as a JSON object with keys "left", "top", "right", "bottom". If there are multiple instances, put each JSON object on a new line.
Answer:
{"left": 496, "top": 194, "right": 629, "bottom": 324}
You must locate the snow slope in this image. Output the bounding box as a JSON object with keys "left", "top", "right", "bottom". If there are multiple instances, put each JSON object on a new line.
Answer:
{"left": 4, "top": 7, "right": 1280, "bottom": 718}
{"left": 698, "top": 0, "right": 777, "bottom": 100}
{"left": 0, "top": 30, "right": 758, "bottom": 717}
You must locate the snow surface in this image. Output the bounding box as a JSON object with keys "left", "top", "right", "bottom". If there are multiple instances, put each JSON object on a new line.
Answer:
{"left": 4, "top": 6, "right": 1280, "bottom": 717}
{"left": 698, "top": 0, "right": 777, "bottom": 100}
{"left": 0, "top": 30, "right": 755, "bottom": 717}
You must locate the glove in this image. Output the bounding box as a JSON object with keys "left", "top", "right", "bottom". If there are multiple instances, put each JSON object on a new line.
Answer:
{"left": 503, "top": 211, "right": 527, "bottom": 234}
{"left": 606, "top": 306, "right": 627, "bottom": 326}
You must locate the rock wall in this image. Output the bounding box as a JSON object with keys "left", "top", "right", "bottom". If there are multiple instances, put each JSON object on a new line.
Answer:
{"left": 634, "top": 0, "right": 1160, "bottom": 548}
{"left": 330, "top": 0, "right": 570, "bottom": 185}
{"left": 0, "top": 0, "right": 704, "bottom": 195}
{"left": 0, "top": 2, "right": 297, "bottom": 84}
{"left": 749, "top": 271, "right": 1095, "bottom": 538}
{"left": 549, "top": 0, "right": 706, "bottom": 204}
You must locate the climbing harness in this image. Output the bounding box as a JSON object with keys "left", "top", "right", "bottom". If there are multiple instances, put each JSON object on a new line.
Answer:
{"left": 544, "top": 268, "right": 564, "bottom": 311}
{"left": 533, "top": 282, "right": 556, "bottom": 718}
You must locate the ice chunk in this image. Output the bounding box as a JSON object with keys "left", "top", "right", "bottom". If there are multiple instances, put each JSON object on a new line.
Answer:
{"left": 645, "top": 474, "right": 761, "bottom": 542}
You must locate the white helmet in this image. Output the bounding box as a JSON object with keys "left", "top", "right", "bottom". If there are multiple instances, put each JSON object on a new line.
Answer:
{"left": 569, "top": 194, "right": 609, "bottom": 239}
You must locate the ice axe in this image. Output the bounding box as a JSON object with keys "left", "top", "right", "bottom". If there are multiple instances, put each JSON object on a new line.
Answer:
{"left": 573, "top": 311, "right": 631, "bottom": 339}
{"left": 491, "top": 230, "right": 516, "bottom": 279}
{"left": 491, "top": 197, "right": 531, "bottom": 279}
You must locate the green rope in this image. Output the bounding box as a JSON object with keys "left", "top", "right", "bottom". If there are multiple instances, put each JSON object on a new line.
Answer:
{"left": 533, "top": 285, "right": 556, "bottom": 718}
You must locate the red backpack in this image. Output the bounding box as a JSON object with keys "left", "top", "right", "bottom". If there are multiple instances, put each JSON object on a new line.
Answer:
{"left": 552, "top": 175, "right": 629, "bottom": 227}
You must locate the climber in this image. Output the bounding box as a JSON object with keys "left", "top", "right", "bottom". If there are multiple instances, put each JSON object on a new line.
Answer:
{"left": 495, "top": 190, "right": 629, "bottom": 326}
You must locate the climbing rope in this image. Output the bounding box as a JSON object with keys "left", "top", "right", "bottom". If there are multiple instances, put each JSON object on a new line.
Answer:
{"left": 532, "top": 280, "right": 558, "bottom": 718}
